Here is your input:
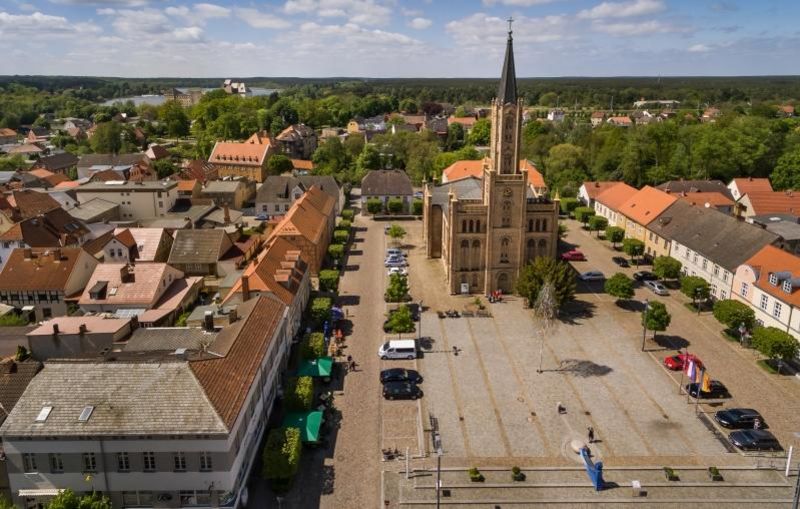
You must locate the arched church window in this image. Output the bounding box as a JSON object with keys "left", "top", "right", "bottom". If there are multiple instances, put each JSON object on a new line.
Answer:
{"left": 471, "top": 240, "right": 481, "bottom": 270}
{"left": 476, "top": 219, "right": 481, "bottom": 232}
{"left": 538, "top": 238, "right": 547, "bottom": 254}
{"left": 534, "top": 219, "right": 541, "bottom": 232}
{"left": 461, "top": 240, "right": 469, "bottom": 268}
{"left": 462, "top": 220, "right": 467, "bottom": 233}
{"left": 528, "top": 219, "right": 533, "bottom": 232}
{"left": 502, "top": 200, "right": 512, "bottom": 227}
{"left": 500, "top": 237, "right": 510, "bottom": 263}
{"left": 468, "top": 220, "right": 474, "bottom": 233}
{"left": 542, "top": 218, "right": 548, "bottom": 232}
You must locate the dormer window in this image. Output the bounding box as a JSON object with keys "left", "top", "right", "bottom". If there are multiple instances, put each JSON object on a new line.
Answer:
{"left": 769, "top": 273, "right": 778, "bottom": 286}
{"left": 783, "top": 280, "right": 792, "bottom": 293}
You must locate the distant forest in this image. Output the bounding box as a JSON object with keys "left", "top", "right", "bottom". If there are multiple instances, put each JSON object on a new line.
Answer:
{"left": 2, "top": 75, "right": 800, "bottom": 108}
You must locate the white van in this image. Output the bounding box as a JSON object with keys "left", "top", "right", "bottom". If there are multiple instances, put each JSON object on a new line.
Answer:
{"left": 378, "top": 339, "right": 417, "bottom": 360}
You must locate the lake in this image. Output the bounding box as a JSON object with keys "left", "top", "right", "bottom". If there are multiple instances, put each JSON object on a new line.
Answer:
{"left": 103, "top": 87, "right": 279, "bottom": 106}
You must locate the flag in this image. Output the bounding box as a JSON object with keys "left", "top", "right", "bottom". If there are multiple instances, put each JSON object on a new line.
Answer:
{"left": 686, "top": 359, "right": 696, "bottom": 381}
{"left": 702, "top": 371, "right": 711, "bottom": 392}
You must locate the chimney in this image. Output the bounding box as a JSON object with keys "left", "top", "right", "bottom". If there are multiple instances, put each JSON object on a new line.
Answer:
{"left": 228, "top": 307, "right": 237, "bottom": 323}
{"left": 223, "top": 204, "right": 231, "bottom": 225}
{"left": 120, "top": 263, "right": 134, "bottom": 284}
{"left": 52, "top": 323, "right": 59, "bottom": 335}
{"left": 79, "top": 323, "right": 87, "bottom": 335}
{"left": 203, "top": 310, "right": 215, "bottom": 332}
{"left": 23, "top": 248, "right": 32, "bottom": 260}
{"left": 241, "top": 274, "right": 250, "bottom": 301}
{"left": 52, "top": 248, "right": 61, "bottom": 261}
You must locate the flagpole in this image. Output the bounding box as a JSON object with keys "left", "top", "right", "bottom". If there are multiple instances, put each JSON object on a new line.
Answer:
{"left": 677, "top": 349, "right": 685, "bottom": 395}
{"left": 695, "top": 368, "right": 705, "bottom": 414}
{"left": 686, "top": 360, "right": 696, "bottom": 404}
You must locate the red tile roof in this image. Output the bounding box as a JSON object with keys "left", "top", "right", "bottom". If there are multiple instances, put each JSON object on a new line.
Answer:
{"left": 594, "top": 182, "right": 638, "bottom": 212}
{"left": 520, "top": 159, "right": 546, "bottom": 190}
{"left": 743, "top": 245, "right": 800, "bottom": 307}
{"left": 0, "top": 247, "right": 86, "bottom": 291}
{"left": 732, "top": 177, "right": 773, "bottom": 196}
{"left": 225, "top": 236, "right": 308, "bottom": 305}
{"left": 679, "top": 192, "right": 734, "bottom": 208}
{"left": 618, "top": 186, "right": 677, "bottom": 226}
{"left": 582, "top": 181, "right": 621, "bottom": 200}
{"left": 744, "top": 191, "right": 800, "bottom": 216}
{"left": 441, "top": 160, "right": 485, "bottom": 182}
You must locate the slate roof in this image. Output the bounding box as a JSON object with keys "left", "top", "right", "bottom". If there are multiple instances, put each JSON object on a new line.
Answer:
{"left": 256, "top": 175, "right": 340, "bottom": 205}
{"left": 0, "top": 359, "right": 42, "bottom": 423}
{"left": 670, "top": 206, "right": 779, "bottom": 271}
{"left": 123, "top": 327, "right": 218, "bottom": 352}
{"left": 361, "top": 169, "right": 413, "bottom": 197}
{"left": 657, "top": 179, "right": 734, "bottom": 200}
{"left": 0, "top": 362, "right": 227, "bottom": 436}
{"left": 190, "top": 295, "right": 286, "bottom": 428}
{"left": 32, "top": 153, "right": 78, "bottom": 172}
{"left": 497, "top": 31, "right": 517, "bottom": 104}
{"left": 168, "top": 229, "right": 230, "bottom": 265}
{"left": 646, "top": 200, "right": 697, "bottom": 240}
{"left": 66, "top": 198, "right": 119, "bottom": 221}
{"left": 429, "top": 177, "right": 483, "bottom": 215}
{"left": 77, "top": 153, "right": 149, "bottom": 170}
{"left": 0, "top": 208, "right": 88, "bottom": 247}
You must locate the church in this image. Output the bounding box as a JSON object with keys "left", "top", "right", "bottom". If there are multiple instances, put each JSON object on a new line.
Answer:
{"left": 422, "top": 26, "right": 560, "bottom": 295}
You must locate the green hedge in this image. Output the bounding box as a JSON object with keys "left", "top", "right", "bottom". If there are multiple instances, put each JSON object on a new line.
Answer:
{"left": 337, "top": 219, "right": 352, "bottom": 230}
{"left": 285, "top": 376, "right": 314, "bottom": 411}
{"left": 341, "top": 209, "right": 355, "bottom": 221}
{"left": 333, "top": 230, "right": 349, "bottom": 244}
{"left": 262, "top": 427, "right": 302, "bottom": 481}
{"left": 387, "top": 197, "right": 404, "bottom": 214}
{"left": 301, "top": 332, "right": 326, "bottom": 359}
{"left": 311, "top": 297, "right": 332, "bottom": 326}
{"left": 328, "top": 243, "right": 344, "bottom": 261}
{"left": 319, "top": 269, "right": 340, "bottom": 292}
{"left": 366, "top": 198, "right": 383, "bottom": 214}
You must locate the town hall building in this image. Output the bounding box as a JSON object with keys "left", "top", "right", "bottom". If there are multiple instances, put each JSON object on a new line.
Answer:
{"left": 422, "top": 26, "right": 559, "bottom": 295}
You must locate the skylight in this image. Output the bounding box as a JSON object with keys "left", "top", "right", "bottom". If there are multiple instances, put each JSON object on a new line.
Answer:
{"left": 78, "top": 405, "right": 94, "bottom": 422}
{"left": 35, "top": 406, "right": 53, "bottom": 422}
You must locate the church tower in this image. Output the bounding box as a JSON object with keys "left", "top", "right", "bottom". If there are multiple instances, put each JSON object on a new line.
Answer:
{"left": 489, "top": 25, "right": 523, "bottom": 176}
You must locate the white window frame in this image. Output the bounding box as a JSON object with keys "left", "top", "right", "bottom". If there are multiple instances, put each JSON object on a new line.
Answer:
{"left": 760, "top": 294, "right": 769, "bottom": 310}
{"left": 773, "top": 301, "right": 783, "bottom": 319}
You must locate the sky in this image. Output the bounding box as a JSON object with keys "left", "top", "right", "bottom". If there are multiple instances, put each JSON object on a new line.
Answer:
{"left": 1, "top": 0, "right": 799, "bottom": 78}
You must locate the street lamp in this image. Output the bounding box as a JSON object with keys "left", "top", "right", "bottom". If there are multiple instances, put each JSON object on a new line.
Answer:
{"left": 641, "top": 298, "right": 650, "bottom": 352}
{"left": 418, "top": 300, "right": 424, "bottom": 341}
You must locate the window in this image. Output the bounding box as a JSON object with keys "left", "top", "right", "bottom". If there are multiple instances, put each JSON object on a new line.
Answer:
{"left": 740, "top": 282, "right": 749, "bottom": 297}
{"left": 143, "top": 451, "right": 156, "bottom": 472}
{"left": 274, "top": 204, "right": 280, "bottom": 212}
{"left": 693, "top": 253, "right": 698, "bottom": 264}
{"left": 541, "top": 219, "right": 547, "bottom": 232}
{"left": 720, "top": 290, "right": 727, "bottom": 300}
{"left": 49, "top": 453, "right": 63, "bottom": 473}
{"left": 769, "top": 273, "right": 778, "bottom": 285}
{"left": 22, "top": 453, "right": 37, "bottom": 473}
{"left": 117, "top": 452, "right": 130, "bottom": 472}
{"left": 722, "top": 271, "right": 728, "bottom": 282}
{"left": 500, "top": 237, "right": 510, "bottom": 263}
{"left": 773, "top": 301, "right": 783, "bottom": 318}
{"left": 783, "top": 280, "right": 792, "bottom": 293}
{"left": 158, "top": 201, "right": 163, "bottom": 208}
{"left": 760, "top": 294, "right": 769, "bottom": 310}
{"left": 713, "top": 265, "right": 720, "bottom": 276}
{"left": 199, "top": 452, "right": 213, "bottom": 472}
{"left": 122, "top": 492, "right": 139, "bottom": 506}
{"left": 702, "top": 259, "right": 707, "bottom": 270}
{"left": 82, "top": 452, "right": 97, "bottom": 473}
{"left": 173, "top": 452, "right": 187, "bottom": 472}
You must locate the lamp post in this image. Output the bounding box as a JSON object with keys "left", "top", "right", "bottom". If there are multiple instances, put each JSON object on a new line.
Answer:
{"left": 641, "top": 299, "right": 650, "bottom": 352}
{"left": 418, "top": 300, "right": 424, "bottom": 341}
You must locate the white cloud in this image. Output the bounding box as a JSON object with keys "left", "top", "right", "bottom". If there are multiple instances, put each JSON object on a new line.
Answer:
{"left": 591, "top": 19, "right": 688, "bottom": 36}
{"left": 401, "top": 7, "right": 422, "bottom": 17}
{"left": 50, "top": 0, "right": 149, "bottom": 6}
{"left": 0, "top": 11, "right": 101, "bottom": 37}
{"left": 577, "top": 0, "right": 665, "bottom": 19}
{"left": 482, "top": 0, "right": 555, "bottom": 5}
{"left": 688, "top": 43, "right": 710, "bottom": 52}
{"left": 166, "top": 3, "right": 230, "bottom": 25}
{"left": 446, "top": 13, "right": 572, "bottom": 50}
{"left": 408, "top": 17, "right": 431, "bottom": 29}
{"left": 234, "top": 8, "right": 291, "bottom": 29}
{"left": 283, "top": 0, "right": 392, "bottom": 26}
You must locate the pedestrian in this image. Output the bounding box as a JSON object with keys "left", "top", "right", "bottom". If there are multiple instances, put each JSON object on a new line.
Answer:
{"left": 587, "top": 426, "right": 595, "bottom": 444}
{"left": 557, "top": 402, "right": 565, "bottom": 414}
{"left": 349, "top": 359, "right": 357, "bottom": 372}
{"left": 346, "top": 355, "right": 353, "bottom": 372}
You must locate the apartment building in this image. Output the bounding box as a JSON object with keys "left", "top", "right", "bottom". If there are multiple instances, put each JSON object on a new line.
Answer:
{"left": 75, "top": 180, "right": 178, "bottom": 221}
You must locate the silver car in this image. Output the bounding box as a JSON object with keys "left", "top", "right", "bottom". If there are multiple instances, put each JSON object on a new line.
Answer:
{"left": 644, "top": 280, "right": 668, "bottom": 295}
{"left": 578, "top": 271, "right": 605, "bottom": 281}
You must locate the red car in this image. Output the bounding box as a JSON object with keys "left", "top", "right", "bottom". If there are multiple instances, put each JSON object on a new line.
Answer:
{"left": 664, "top": 353, "right": 704, "bottom": 371}
{"left": 561, "top": 249, "right": 586, "bottom": 261}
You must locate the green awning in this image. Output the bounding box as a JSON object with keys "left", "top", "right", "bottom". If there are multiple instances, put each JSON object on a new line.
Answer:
{"left": 282, "top": 411, "right": 324, "bottom": 443}
{"left": 297, "top": 357, "right": 334, "bottom": 377}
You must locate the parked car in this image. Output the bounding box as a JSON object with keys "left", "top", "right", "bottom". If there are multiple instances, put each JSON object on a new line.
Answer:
{"left": 663, "top": 353, "right": 704, "bottom": 371}
{"left": 386, "top": 248, "right": 406, "bottom": 258}
{"left": 644, "top": 280, "right": 669, "bottom": 295}
{"left": 612, "top": 256, "right": 629, "bottom": 267}
{"left": 561, "top": 249, "right": 586, "bottom": 261}
{"left": 383, "top": 381, "right": 423, "bottom": 400}
{"left": 633, "top": 271, "right": 658, "bottom": 281}
{"left": 385, "top": 256, "right": 407, "bottom": 268}
{"left": 728, "top": 430, "right": 782, "bottom": 451}
{"left": 686, "top": 380, "right": 730, "bottom": 399}
{"left": 380, "top": 368, "right": 423, "bottom": 384}
{"left": 378, "top": 339, "right": 417, "bottom": 360}
{"left": 387, "top": 267, "right": 408, "bottom": 276}
{"left": 578, "top": 271, "right": 605, "bottom": 281}
{"left": 715, "top": 408, "right": 766, "bottom": 429}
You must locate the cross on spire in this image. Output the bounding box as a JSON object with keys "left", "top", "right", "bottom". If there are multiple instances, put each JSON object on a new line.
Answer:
{"left": 507, "top": 16, "right": 514, "bottom": 35}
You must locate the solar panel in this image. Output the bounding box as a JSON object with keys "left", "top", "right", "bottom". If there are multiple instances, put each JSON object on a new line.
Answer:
{"left": 78, "top": 406, "right": 94, "bottom": 422}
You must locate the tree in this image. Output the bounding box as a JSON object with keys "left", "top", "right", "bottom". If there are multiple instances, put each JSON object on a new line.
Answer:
{"left": 310, "top": 297, "right": 332, "bottom": 326}
{"left": 772, "top": 145, "right": 800, "bottom": 190}
{"left": 386, "top": 304, "right": 415, "bottom": 333}
{"left": 559, "top": 197, "right": 579, "bottom": 216}
{"left": 573, "top": 206, "right": 595, "bottom": 226}
{"left": 153, "top": 158, "right": 176, "bottom": 179}
{"left": 90, "top": 121, "right": 122, "bottom": 153}
{"left": 385, "top": 273, "right": 410, "bottom": 302}
{"left": 604, "top": 273, "right": 635, "bottom": 301}
{"left": 268, "top": 154, "right": 294, "bottom": 175}
{"left": 752, "top": 326, "right": 799, "bottom": 373}
{"left": 366, "top": 198, "right": 383, "bottom": 214}
{"left": 160, "top": 100, "right": 190, "bottom": 139}
{"left": 605, "top": 226, "right": 625, "bottom": 248}
{"left": 445, "top": 122, "right": 465, "bottom": 151}
{"left": 356, "top": 144, "right": 382, "bottom": 173}
{"left": 399, "top": 98, "right": 418, "bottom": 114}
{"left": 680, "top": 275, "right": 710, "bottom": 310}
{"left": 712, "top": 299, "right": 755, "bottom": 332}
{"left": 515, "top": 257, "right": 576, "bottom": 310}
{"left": 386, "top": 197, "right": 404, "bottom": 214}
{"left": 653, "top": 256, "right": 682, "bottom": 280}
{"left": 285, "top": 376, "right": 314, "bottom": 410}
{"left": 588, "top": 215, "right": 608, "bottom": 236}
{"left": 263, "top": 427, "right": 302, "bottom": 480}
{"left": 319, "top": 269, "right": 340, "bottom": 293}
{"left": 533, "top": 280, "right": 557, "bottom": 373}
{"left": 642, "top": 300, "right": 671, "bottom": 341}
{"left": 538, "top": 91, "right": 558, "bottom": 107}
{"left": 301, "top": 332, "right": 326, "bottom": 359}
{"left": 0, "top": 154, "right": 28, "bottom": 172}
{"left": 622, "top": 238, "right": 644, "bottom": 264}
{"left": 341, "top": 209, "right": 355, "bottom": 221}
{"left": 467, "top": 118, "right": 491, "bottom": 145}
{"left": 333, "top": 229, "right": 349, "bottom": 244}
{"left": 46, "top": 490, "right": 112, "bottom": 509}
{"left": 387, "top": 224, "right": 406, "bottom": 245}
{"left": 328, "top": 243, "right": 344, "bottom": 262}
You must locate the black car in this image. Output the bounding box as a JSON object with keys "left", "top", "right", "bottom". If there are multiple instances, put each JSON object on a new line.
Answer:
{"left": 633, "top": 271, "right": 658, "bottom": 281}
{"left": 686, "top": 380, "right": 730, "bottom": 399}
{"left": 728, "top": 430, "right": 782, "bottom": 451}
{"left": 383, "top": 381, "right": 423, "bottom": 400}
{"left": 715, "top": 408, "right": 765, "bottom": 429}
{"left": 380, "top": 368, "right": 423, "bottom": 384}
{"left": 612, "top": 256, "right": 630, "bottom": 268}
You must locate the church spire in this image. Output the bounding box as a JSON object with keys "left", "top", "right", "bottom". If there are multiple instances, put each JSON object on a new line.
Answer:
{"left": 497, "top": 17, "right": 517, "bottom": 104}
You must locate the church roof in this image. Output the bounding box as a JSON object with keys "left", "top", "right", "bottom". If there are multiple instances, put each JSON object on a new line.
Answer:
{"left": 498, "top": 30, "right": 517, "bottom": 104}
{"left": 429, "top": 177, "right": 483, "bottom": 215}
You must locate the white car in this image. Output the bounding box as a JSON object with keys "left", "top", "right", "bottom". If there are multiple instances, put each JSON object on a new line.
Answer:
{"left": 644, "top": 280, "right": 669, "bottom": 295}
{"left": 387, "top": 267, "right": 408, "bottom": 276}
{"left": 578, "top": 271, "right": 605, "bottom": 281}
{"left": 385, "top": 257, "right": 407, "bottom": 268}
{"left": 386, "top": 248, "right": 406, "bottom": 258}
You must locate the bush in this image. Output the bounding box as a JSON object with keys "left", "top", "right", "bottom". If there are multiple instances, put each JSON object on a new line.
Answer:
{"left": 46, "top": 490, "right": 112, "bottom": 509}
{"left": 319, "top": 269, "right": 340, "bottom": 293}
{"left": 663, "top": 467, "right": 679, "bottom": 481}
{"left": 0, "top": 313, "right": 28, "bottom": 326}
{"left": 387, "top": 197, "right": 404, "bottom": 214}
{"left": 386, "top": 305, "right": 415, "bottom": 333}
{"left": 341, "top": 209, "right": 355, "bottom": 221}
{"left": 263, "top": 427, "right": 302, "bottom": 482}
{"left": 333, "top": 229, "right": 350, "bottom": 244}
{"left": 310, "top": 297, "right": 332, "bottom": 326}
{"left": 604, "top": 273, "right": 634, "bottom": 301}
{"left": 680, "top": 275, "right": 710, "bottom": 306}
{"left": 653, "top": 256, "right": 682, "bottom": 280}
{"left": 752, "top": 326, "right": 799, "bottom": 373}
{"left": 366, "top": 198, "right": 383, "bottom": 214}
{"left": 588, "top": 215, "right": 608, "bottom": 235}
{"left": 337, "top": 219, "right": 352, "bottom": 230}
{"left": 385, "top": 273, "right": 410, "bottom": 302}
{"left": 712, "top": 299, "right": 755, "bottom": 331}
{"left": 412, "top": 198, "right": 423, "bottom": 215}
{"left": 511, "top": 466, "right": 526, "bottom": 481}
{"left": 574, "top": 206, "right": 595, "bottom": 225}
{"left": 642, "top": 301, "right": 671, "bottom": 340}
{"left": 605, "top": 226, "right": 625, "bottom": 247}
{"left": 559, "top": 197, "right": 579, "bottom": 216}
{"left": 468, "top": 467, "right": 485, "bottom": 482}
{"left": 301, "top": 332, "right": 326, "bottom": 359}
{"left": 285, "top": 376, "right": 314, "bottom": 411}
{"left": 328, "top": 243, "right": 344, "bottom": 261}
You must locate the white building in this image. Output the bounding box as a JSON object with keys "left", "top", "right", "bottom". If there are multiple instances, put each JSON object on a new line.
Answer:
{"left": 0, "top": 295, "right": 290, "bottom": 509}
{"left": 75, "top": 180, "right": 178, "bottom": 221}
